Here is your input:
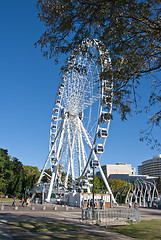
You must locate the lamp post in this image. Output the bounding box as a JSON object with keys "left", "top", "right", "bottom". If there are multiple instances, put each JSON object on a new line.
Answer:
{"left": 90, "top": 159, "right": 99, "bottom": 218}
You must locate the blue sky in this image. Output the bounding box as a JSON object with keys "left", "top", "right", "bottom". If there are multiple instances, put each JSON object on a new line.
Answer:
{"left": 0, "top": 0, "right": 160, "bottom": 173}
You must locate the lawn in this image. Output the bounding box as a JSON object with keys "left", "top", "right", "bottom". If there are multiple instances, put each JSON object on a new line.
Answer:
{"left": 8, "top": 219, "right": 161, "bottom": 240}
{"left": 110, "top": 219, "right": 161, "bottom": 240}
{"left": 0, "top": 198, "right": 20, "bottom": 203}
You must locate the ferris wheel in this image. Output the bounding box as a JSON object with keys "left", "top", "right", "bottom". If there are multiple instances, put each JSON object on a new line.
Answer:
{"left": 37, "top": 39, "right": 116, "bottom": 203}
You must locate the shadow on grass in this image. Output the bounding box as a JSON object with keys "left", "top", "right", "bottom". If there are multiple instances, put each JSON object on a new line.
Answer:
{"left": 8, "top": 220, "right": 79, "bottom": 233}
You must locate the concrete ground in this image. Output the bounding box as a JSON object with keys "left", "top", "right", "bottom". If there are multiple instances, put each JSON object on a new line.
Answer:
{"left": 0, "top": 202, "right": 161, "bottom": 240}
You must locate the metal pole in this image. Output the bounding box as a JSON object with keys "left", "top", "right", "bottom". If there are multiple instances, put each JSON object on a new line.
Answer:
{"left": 92, "top": 167, "right": 95, "bottom": 218}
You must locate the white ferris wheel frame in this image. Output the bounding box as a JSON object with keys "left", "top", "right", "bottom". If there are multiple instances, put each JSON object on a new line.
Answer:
{"left": 37, "top": 39, "right": 116, "bottom": 204}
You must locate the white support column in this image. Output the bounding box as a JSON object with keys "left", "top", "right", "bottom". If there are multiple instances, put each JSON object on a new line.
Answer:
{"left": 151, "top": 183, "right": 155, "bottom": 203}
{"left": 98, "top": 163, "right": 116, "bottom": 204}
{"left": 77, "top": 128, "right": 82, "bottom": 177}
{"left": 37, "top": 120, "right": 65, "bottom": 185}
{"left": 135, "top": 182, "right": 139, "bottom": 204}
{"left": 67, "top": 119, "right": 76, "bottom": 184}
{"left": 53, "top": 119, "right": 67, "bottom": 183}
{"left": 142, "top": 181, "right": 147, "bottom": 207}
{"left": 78, "top": 120, "right": 86, "bottom": 170}
{"left": 79, "top": 119, "right": 94, "bottom": 152}
{"left": 78, "top": 120, "right": 98, "bottom": 179}
{"left": 79, "top": 118, "right": 116, "bottom": 203}
{"left": 46, "top": 118, "right": 67, "bottom": 202}
{"left": 147, "top": 185, "right": 152, "bottom": 203}
{"left": 65, "top": 159, "right": 70, "bottom": 188}
{"left": 46, "top": 171, "right": 55, "bottom": 202}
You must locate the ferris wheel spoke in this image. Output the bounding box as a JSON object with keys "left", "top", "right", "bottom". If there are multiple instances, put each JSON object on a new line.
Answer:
{"left": 73, "top": 64, "right": 98, "bottom": 106}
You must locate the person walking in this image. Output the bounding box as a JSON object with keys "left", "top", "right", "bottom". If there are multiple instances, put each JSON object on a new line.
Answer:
{"left": 100, "top": 200, "right": 103, "bottom": 209}
{"left": 81, "top": 198, "right": 84, "bottom": 208}
{"left": 87, "top": 199, "right": 90, "bottom": 208}
{"left": 134, "top": 202, "right": 138, "bottom": 209}
{"left": 26, "top": 197, "right": 31, "bottom": 207}
{"left": 22, "top": 197, "right": 25, "bottom": 207}
{"left": 12, "top": 197, "right": 16, "bottom": 207}
{"left": 129, "top": 202, "right": 132, "bottom": 208}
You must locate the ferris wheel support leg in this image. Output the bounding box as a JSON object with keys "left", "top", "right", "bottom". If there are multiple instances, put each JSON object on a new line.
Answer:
{"left": 37, "top": 157, "right": 50, "bottom": 185}
{"left": 46, "top": 119, "right": 67, "bottom": 202}
{"left": 77, "top": 129, "right": 82, "bottom": 177}
{"left": 65, "top": 161, "right": 70, "bottom": 188}
{"left": 98, "top": 163, "right": 117, "bottom": 205}
{"left": 36, "top": 119, "right": 65, "bottom": 190}
{"left": 78, "top": 121, "right": 86, "bottom": 170}
{"left": 78, "top": 118, "right": 98, "bottom": 179}
{"left": 46, "top": 172, "right": 56, "bottom": 202}
{"left": 53, "top": 119, "right": 67, "bottom": 184}
{"left": 67, "top": 120, "right": 77, "bottom": 184}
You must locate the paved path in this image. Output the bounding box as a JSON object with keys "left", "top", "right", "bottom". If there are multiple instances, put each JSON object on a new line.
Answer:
{"left": 0, "top": 202, "right": 161, "bottom": 239}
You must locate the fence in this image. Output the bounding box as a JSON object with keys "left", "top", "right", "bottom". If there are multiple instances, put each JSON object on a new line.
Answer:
{"left": 81, "top": 208, "right": 141, "bottom": 225}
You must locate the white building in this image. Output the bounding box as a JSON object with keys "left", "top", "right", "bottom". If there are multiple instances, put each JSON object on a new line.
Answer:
{"left": 101, "top": 163, "right": 135, "bottom": 178}
{"left": 138, "top": 154, "right": 161, "bottom": 178}
{"left": 97, "top": 163, "right": 157, "bottom": 183}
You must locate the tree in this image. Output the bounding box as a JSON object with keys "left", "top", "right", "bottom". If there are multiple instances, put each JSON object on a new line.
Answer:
{"left": 0, "top": 148, "right": 40, "bottom": 197}
{"left": 6, "top": 157, "right": 25, "bottom": 198}
{"left": 108, "top": 179, "right": 131, "bottom": 203}
{"left": 0, "top": 148, "right": 12, "bottom": 195}
{"left": 36, "top": 0, "right": 161, "bottom": 148}
{"left": 22, "top": 165, "right": 40, "bottom": 191}
{"left": 41, "top": 168, "right": 51, "bottom": 182}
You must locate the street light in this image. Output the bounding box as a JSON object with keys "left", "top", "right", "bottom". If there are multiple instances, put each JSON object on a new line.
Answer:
{"left": 90, "top": 159, "right": 99, "bottom": 218}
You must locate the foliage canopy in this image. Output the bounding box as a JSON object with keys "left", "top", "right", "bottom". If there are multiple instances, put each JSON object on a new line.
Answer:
{"left": 0, "top": 148, "right": 40, "bottom": 197}
{"left": 36, "top": 0, "right": 161, "bottom": 148}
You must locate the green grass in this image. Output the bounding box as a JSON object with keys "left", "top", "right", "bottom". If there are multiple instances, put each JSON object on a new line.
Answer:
{"left": 0, "top": 198, "right": 20, "bottom": 203}
{"left": 110, "top": 219, "right": 161, "bottom": 240}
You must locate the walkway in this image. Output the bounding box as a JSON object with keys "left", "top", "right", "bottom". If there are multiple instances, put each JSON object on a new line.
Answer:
{"left": 0, "top": 202, "right": 161, "bottom": 239}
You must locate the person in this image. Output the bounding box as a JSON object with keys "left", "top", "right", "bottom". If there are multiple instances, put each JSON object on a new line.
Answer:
{"left": 22, "top": 197, "right": 25, "bottom": 207}
{"left": 100, "top": 200, "right": 103, "bottom": 209}
{"left": 81, "top": 199, "right": 84, "bottom": 208}
{"left": 134, "top": 202, "right": 138, "bottom": 209}
{"left": 87, "top": 199, "right": 90, "bottom": 208}
{"left": 26, "top": 197, "right": 30, "bottom": 207}
{"left": 12, "top": 197, "right": 16, "bottom": 207}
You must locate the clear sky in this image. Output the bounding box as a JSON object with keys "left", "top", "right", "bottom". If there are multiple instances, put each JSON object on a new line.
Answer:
{"left": 0, "top": 0, "right": 160, "bottom": 173}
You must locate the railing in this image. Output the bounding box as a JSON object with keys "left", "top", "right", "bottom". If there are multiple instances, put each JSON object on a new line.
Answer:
{"left": 81, "top": 208, "right": 141, "bottom": 225}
